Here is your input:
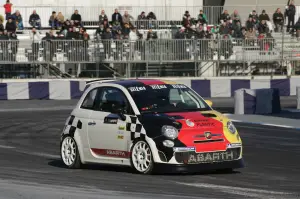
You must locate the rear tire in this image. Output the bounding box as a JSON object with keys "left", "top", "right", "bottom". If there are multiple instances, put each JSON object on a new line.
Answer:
{"left": 130, "top": 140, "right": 154, "bottom": 174}
{"left": 60, "top": 136, "right": 82, "bottom": 169}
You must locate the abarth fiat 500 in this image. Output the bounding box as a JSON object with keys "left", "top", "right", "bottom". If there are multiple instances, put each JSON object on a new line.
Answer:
{"left": 60, "top": 79, "right": 243, "bottom": 174}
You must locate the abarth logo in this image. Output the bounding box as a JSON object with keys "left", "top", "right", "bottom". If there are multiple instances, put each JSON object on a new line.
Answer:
{"left": 204, "top": 132, "right": 212, "bottom": 139}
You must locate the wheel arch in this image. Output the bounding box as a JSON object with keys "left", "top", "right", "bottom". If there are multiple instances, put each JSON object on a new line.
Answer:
{"left": 61, "top": 130, "right": 87, "bottom": 164}
{"left": 129, "top": 135, "right": 161, "bottom": 164}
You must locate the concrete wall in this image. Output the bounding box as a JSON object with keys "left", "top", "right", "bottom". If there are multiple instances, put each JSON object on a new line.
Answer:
{"left": 0, "top": 76, "right": 300, "bottom": 100}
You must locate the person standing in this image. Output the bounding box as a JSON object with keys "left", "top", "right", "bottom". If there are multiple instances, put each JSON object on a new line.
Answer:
{"left": 3, "top": 0, "right": 12, "bottom": 20}
{"left": 286, "top": 0, "right": 296, "bottom": 32}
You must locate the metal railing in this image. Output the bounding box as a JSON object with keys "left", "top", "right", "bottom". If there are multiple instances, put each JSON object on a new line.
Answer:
{"left": 4, "top": 5, "right": 300, "bottom": 29}
{"left": 1, "top": 37, "right": 300, "bottom": 78}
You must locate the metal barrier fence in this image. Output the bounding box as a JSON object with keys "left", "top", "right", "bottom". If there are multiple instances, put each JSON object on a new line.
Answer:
{"left": 7, "top": 5, "right": 298, "bottom": 28}
{"left": 0, "top": 38, "right": 299, "bottom": 78}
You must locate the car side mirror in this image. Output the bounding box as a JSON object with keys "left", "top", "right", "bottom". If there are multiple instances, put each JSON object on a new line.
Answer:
{"left": 205, "top": 100, "right": 213, "bottom": 107}
{"left": 111, "top": 103, "right": 126, "bottom": 121}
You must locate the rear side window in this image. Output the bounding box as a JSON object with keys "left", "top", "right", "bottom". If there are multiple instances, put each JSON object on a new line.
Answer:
{"left": 81, "top": 88, "right": 98, "bottom": 110}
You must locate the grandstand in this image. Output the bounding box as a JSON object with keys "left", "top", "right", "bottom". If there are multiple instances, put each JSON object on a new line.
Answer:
{"left": 0, "top": 0, "right": 300, "bottom": 78}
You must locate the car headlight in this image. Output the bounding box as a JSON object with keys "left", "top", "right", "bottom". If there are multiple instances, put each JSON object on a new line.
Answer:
{"left": 162, "top": 125, "right": 178, "bottom": 140}
{"left": 227, "top": 121, "right": 236, "bottom": 134}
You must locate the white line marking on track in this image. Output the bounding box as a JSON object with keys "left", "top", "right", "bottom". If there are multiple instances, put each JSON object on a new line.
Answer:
{"left": 177, "top": 182, "right": 296, "bottom": 198}
{"left": 0, "top": 145, "right": 15, "bottom": 149}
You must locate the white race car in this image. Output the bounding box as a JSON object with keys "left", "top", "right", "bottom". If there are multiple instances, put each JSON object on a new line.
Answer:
{"left": 60, "top": 79, "right": 244, "bottom": 174}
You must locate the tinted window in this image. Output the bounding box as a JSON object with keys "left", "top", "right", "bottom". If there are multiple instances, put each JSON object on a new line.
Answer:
{"left": 126, "top": 84, "right": 210, "bottom": 113}
{"left": 81, "top": 88, "right": 99, "bottom": 109}
{"left": 95, "top": 87, "right": 133, "bottom": 114}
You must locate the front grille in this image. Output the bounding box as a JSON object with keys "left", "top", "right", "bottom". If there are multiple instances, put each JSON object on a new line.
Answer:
{"left": 194, "top": 139, "right": 224, "bottom": 143}
{"left": 175, "top": 148, "right": 241, "bottom": 164}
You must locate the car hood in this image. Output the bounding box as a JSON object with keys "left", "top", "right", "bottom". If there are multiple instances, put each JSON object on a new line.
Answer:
{"left": 139, "top": 110, "right": 231, "bottom": 152}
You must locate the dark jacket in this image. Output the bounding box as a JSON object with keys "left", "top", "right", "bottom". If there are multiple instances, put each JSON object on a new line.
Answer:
{"left": 71, "top": 14, "right": 81, "bottom": 22}
{"left": 259, "top": 13, "right": 270, "bottom": 21}
{"left": 5, "top": 21, "right": 16, "bottom": 32}
{"left": 286, "top": 4, "right": 296, "bottom": 16}
{"left": 112, "top": 13, "right": 122, "bottom": 23}
{"left": 101, "top": 31, "right": 112, "bottom": 40}
{"left": 220, "top": 13, "right": 231, "bottom": 21}
{"left": 273, "top": 12, "right": 284, "bottom": 24}
{"left": 258, "top": 23, "right": 269, "bottom": 33}
{"left": 249, "top": 14, "right": 259, "bottom": 22}
{"left": 246, "top": 20, "right": 255, "bottom": 30}
{"left": 29, "top": 14, "right": 40, "bottom": 22}
{"left": 99, "top": 14, "right": 108, "bottom": 23}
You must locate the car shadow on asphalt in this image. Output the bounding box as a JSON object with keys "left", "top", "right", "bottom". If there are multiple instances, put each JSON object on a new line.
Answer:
{"left": 48, "top": 159, "right": 241, "bottom": 175}
{"left": 48, "top": 159, "right": 136, "bottom": 174}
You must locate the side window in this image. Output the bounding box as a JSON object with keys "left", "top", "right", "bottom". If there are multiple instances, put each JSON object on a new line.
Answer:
{"left": 95, "top": 87, "right": 133, "bottom": 115}
{"left": 80, "top": 88, "right": 98, "bottom": 110}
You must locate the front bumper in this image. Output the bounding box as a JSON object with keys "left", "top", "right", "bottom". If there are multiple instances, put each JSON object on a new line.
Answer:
{"left": 154, "top": 158, "right": 244, "bottom": 173}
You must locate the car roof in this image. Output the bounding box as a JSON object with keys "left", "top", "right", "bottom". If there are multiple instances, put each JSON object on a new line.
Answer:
{"left": 87, "top": 79, "right": 180, "bottom": 88}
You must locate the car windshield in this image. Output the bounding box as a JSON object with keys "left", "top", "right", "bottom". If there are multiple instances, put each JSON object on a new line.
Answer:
{"left": 127, "top": 84, "right": 211, "bottom": 113}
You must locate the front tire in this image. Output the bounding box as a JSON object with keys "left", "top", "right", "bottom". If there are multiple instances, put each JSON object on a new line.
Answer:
{"left": 130, "top": 140, "right": 154, "bottom": 174}
{"left": 60, "top": 136, "right": 82, "bottom": 169}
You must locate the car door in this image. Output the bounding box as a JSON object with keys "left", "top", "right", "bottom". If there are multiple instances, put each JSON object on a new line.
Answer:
{"left": 87, "top": 86, "right": 134, "bottom": 159}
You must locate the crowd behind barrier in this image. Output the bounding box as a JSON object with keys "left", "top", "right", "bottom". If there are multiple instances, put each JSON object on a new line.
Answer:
{"left": 1, "top": 2, "right": 300, "bottom": 78}
{"left": 1, "top": 5, "right": 300, "bottom": 29}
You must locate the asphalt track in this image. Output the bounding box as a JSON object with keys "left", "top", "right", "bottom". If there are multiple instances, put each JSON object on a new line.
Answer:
{"left": 0, "top": 100, "right": 300, "bottom": 198}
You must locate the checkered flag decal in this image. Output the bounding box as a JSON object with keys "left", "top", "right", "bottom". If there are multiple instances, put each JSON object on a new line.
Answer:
{"left": 126, "top": 116, "right": 145, "bottom": 140}
{"left": 63, "top": 115, "right": 82, "bottom": 137}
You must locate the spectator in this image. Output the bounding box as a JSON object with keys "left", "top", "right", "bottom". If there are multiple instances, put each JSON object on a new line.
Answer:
{"left": 56, "top": 12, "right": 64, "bottom": 29}
{"left": 112, "top": 9, "right": 122, "bottom": 24}
{"left": 220, "top": 34, "right": 233, "bottom": 59}
{"left": 210, "top": 25, "right": 219, "bottom": 34}
{"left": 138, "top": 11, "right": 147, "bottom": 20}
{"left": 29, "top": 10, "right": 41, "bottom": 29}
{"left": 220, "top": 10, "right": 231, "bottom": 22}
{"left": 102, "top": 27, "right": 113, "bottom": 58}
{"left": 146, "top": 28, "right": 157, "bottom": 40}
{"left": 249, "top": 10, "right": 259, "bottom": 22}
{"left": 246, "top": 16, "right": 256, "bottom": 30}
{"left": 49, "top": 11, "right": 57, "bottom": 29}
{"left": 198, "top": 10, "right": 207, "bottom": 22}
{"left": 219, "top": 21, "right": 231, "bottom": 35}
{"left": 147, "top": 12, "right": 156, "bottom": 20}
{"left": 95, "top": 23, "right": 105, "bottom": 39}
{"left": 258, "top": 20, "right": 269, "bottom": 34}
{"left": 112, "top": 21, "right": 122, "bottom": 38}
{"left": 259, "top": 10, "right": 270, "bottom": 21}
{"left": 66, "top": 26, "right": 78, "bottom": 39}
{"left": 3, "top": 0, "right": 12, "bottom": 20}
{"left": 122, "top": 11, "right": 133, "bottom": 24}
{"left": 122, "top": 23, "right": 131, "bottom": 38}
{"left": 99, "top": 10, "right": 108, "bottom": 24}
{"left": 231, "top": 10, "right": 241, "bottom": 25}
{"left": 71, "top": 10, "right": 82, "bottom": 26}
{"left": 137, "top": 11, "right": 147, "bottom": 29}
{"left": 286, "top": 0, "right": 296, "bottom": 32}
{"left": 182, "top": 11, "right": 191, "bottom": 28}
{"left": 0, "top": 20, "right": 4, "bottom": 32}
{"left": 198, "top": 12, "right": 207, "bottom": 25}
{"left": 5, "top": 17, "right": 16, "bottom": 33}
{"left": 232, "top": 21, "right": 243, "bottom": 38}
{"left": 273, "top": 8, "right": 284, "bottom": 32}
{"left": 0, "top": 14, "right": 3, "bottom": 23}
{"left": 245, "top": 27, "right": 256, "bottom": 39}
{"left": 175, "top": 27, "right": 185, "bottom": 39}
{"left": 103, "top": 20, "right": 109, "bottom": 29}
{"left": 29, "top": 27, "right": 41, "bottom": 60}
{"left": 11, "top": 10, "right": 23, "bottom": 30}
